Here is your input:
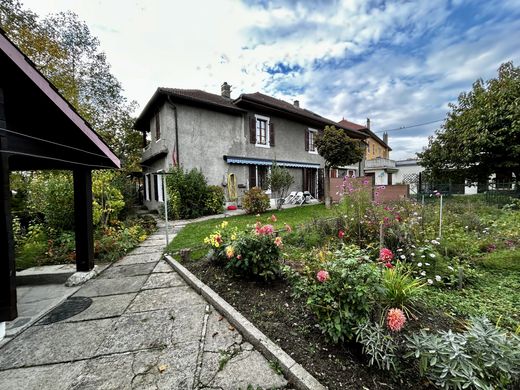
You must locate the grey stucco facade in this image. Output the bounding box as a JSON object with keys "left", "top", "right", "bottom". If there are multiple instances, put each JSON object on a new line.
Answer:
{"left": 136, "top": 87, "right": 366, "bottom": 211}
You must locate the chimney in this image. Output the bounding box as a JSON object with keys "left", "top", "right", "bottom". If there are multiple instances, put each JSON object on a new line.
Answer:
{"left": 383, "top": 132, "right": 389, "bottom": 145}
{"left": 221, "top": 82, "right": 231, "bottom": 99}
{"left": 366, "top": 118, "right": 371, "bottom": 129}
{"left": 293, "top": 100, "right": 300, "bottom": 108}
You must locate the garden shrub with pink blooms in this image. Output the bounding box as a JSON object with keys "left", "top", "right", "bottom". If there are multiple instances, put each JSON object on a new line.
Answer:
{"left": 204, "top": 217, "right": 286, "bottom": 281}
{"left": 294, "top": 246, "right": 382, "bottom": 343}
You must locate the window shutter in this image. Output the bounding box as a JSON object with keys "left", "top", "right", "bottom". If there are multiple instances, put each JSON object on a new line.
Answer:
{"left": 305, "top": 129, "right": 309, "bottom": 151}
{"left": 269, "top": 122, "right": 275, "bottom": 146}
{"left": 249, "top": 116, "right": 256, "bottom": 144}
{"left": 249, "top": 165, "right": 256, "bottom": 188}
{"left": 155, "top": 113, "right": 161, "bottom": 140}
{"left": 153, "top": 175, "right": 159, "bottom": 201}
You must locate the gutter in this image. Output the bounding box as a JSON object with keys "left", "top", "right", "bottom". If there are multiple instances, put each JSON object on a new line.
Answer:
{"left": 166, "top": 96, "right": 180, "bottom": 167}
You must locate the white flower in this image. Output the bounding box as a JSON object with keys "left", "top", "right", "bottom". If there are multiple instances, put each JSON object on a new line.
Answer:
{"left": 400, "top": 255, "right": 406, "bottom": 260}
{"left": 397, "top": 248, "right": 403, "bottom": 252}
{"left": 425, "top": 262, "right": 430, "bottom": 266}
{"left": 427, "top": 279, "right": 433, "bottom": 284}
{"left": 411, "top": 253, "right": 415, "bottom": 256}
{"left": 435, "top": 275, "right": 442, "bottom": 282}
{"left": 465, "top": 226, "right": 469, "bottom": 229}
{"left": 421, "top": 255, "right": 425, "bottom": 258}
{"left": 421, "top": 271, "right": 426, "bottom": 276}
{"left": 431, "top": 239, "right": 440, "bottom": 245}
{"left": 411, "top": 245, "right": 416, "bottom": 248}
{"left": 448, "top": 266, "right": 454, "bottom": 271}
{"left": 418, "top": 262, "right": 422, "bottom": 267}
{"left": 429, "top": 253, "right": 436, "bottom": 258}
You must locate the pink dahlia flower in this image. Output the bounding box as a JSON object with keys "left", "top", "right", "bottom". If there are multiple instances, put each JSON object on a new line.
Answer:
{"left": 379, "top": 248, "right": 394, "bottom": 262}
{"left": 338, "top": 230, "right": 345, "bottom": 239}
{"left": 259, "top": 224, "right": 274, "bottom": 235}
{"left": 316, "top": 270, "right": 330, "bottom": 283}
{"left": 270, "top": 214, "right": 277, "bottom": 222}
{"left": 284, "top": 223, "right": 292, "bottom": 233}
{"left": 384, "top": 262, "right": 393, "bottom": 269}
{"left": 274, "top": 236, "right": 283, "bottom": 247}
{"left": 387, "top": 308, "right": 406, "bottom": 332}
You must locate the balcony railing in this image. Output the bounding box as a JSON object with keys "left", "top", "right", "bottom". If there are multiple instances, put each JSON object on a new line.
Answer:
{"left": 364, "top": 158, "right": 396, "bottom": 169}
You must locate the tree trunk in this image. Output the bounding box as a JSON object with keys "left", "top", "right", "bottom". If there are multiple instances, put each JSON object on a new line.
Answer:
{"left": 324, "top": 165, "right": 331, "bottom": 209}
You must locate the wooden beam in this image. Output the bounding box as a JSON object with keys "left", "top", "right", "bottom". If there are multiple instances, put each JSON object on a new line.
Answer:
{"left": 73, "top": 168, "right": 94, "bottom": 272}
{"left": 0, "top": 133, "right": 17, "bottom": 321}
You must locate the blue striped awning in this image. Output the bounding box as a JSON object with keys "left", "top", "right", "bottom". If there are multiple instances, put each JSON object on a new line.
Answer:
{"left": 224, "top": 156, "right": 320, "bottom": 169}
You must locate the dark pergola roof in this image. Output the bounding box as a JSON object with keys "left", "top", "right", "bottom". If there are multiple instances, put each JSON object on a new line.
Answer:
{"left": 0, "top": 29, "right": 120, "bottom": 170}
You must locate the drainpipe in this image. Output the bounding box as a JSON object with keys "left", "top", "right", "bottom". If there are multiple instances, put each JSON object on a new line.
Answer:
{"left": 166, "top": 96, "right": 180, "bottom": 167}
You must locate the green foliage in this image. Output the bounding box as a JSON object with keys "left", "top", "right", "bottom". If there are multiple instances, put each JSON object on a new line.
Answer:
{"left": 92, "top": 170, "right": 125, "bottom": 227}
{"left": 242, "top": 187, "right": 270, "bottom": 215}
{"left": 356, "top": 322, "right": 400, "bottom": 372}
{"left": 165, "top": 167, "right": 215, "bottom": 219}
{"left": 205, "top": 185, "right": 225, "bottom": 215}
{"left": 406, "top": 317, "right": 520, "bottom": 389}
{"left": 267, "top": 162, "right": 294, "bottom": 210}
{"left": 226, "top": 232, "right": 282, "bottom": 281}
{"left": 299, "top": 248, "right": 382, "bottom": 343}
{"left": 15, "top": 223, "right": 48, "bottom": 270}
{"left": 478, "top": 249, "right": 520, "bottom": 272}
{"left": 419, "top": 62, "right": 520, "bottom": 182}
{"left": 314, "top": 125, "right": 364, "bottom": 168}
{"left": 381, "top": 265, "right": 425, "bottom": 316}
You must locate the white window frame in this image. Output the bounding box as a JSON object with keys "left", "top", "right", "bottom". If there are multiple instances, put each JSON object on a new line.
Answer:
{"left": 157, "top": 171, "right": 164, "bottom": 202}
{"left": 255, "top": 114, "right": 270, "bottom": 148}
{"left": 308, "top": 128, "right": 318, "bottom": 154}
{"left": 144, "top": 174, "right": 151, "bottom": 201}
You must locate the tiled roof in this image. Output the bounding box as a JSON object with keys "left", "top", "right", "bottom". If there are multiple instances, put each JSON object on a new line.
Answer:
{"left": 338, "top": 118, "right": 391, "bottom": 150}
{"left": 158, "top": 88, "right": 241, "bottom": 111}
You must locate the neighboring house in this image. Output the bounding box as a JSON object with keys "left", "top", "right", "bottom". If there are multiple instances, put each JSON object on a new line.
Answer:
{"left": 134, "top": 83, "right": 367, "bottom": 210}
{"left": 337, "top": 118, "right": 395, "bottom": 185}
{"left": 394, "top": 159, "right": 424, "bottom": 194}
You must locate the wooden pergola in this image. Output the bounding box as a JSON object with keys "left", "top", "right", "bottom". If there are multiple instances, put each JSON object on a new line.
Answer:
{"left": 0, "top": 29, "right": 120, "bottom": 322}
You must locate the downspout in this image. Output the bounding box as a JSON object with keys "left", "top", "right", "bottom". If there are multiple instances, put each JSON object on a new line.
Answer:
{"left": 166, "top": 96, "right": 180, "bottom": 167}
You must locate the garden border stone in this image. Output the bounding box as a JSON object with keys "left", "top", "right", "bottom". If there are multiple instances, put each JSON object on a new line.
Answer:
{"left": 164, "top": 255, "right": 326, "bottom": 390}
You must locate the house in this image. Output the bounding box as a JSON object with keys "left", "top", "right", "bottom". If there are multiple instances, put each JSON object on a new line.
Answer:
{"left": 337, "top": 118, "right": 395, "bottom": 184}
{"left": 0, "top": 29, "right": 120, "bottom": 325}
{"left": 134, "top": 83, "right": 367, "bottom": 210}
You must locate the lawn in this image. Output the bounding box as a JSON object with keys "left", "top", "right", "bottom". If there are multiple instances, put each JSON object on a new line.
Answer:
{"left": 166, "top": 203, "right": 336, "bottom": 259}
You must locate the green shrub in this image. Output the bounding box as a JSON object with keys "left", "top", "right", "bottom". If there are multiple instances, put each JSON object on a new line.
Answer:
{"left": 406, "top": 317, "right": 520, "bottom": 389}
{"left": 300, "top": 248, "right": 382, "bottom": 343}
{"left": 205, "top": 185, "right": 225, "bottom": 215}
{"left": 92, "top": 170, "right": 125, "bottom": 226}
{"left": 15, "top": 223, "right": 48, "bottom": 269}
{"left": 226, "top": 230, "right": 282, "bottom": 281}
{"left": 165, "top": 167, "right": 209, "bottom": 219}
{"left": 356, "top": 322, "right": 400, "bottom": 372}
{"left": 479, "top": 249, "right": 520, "bottom": 271}
{"left": 267, "top": 162, "right": 294, "bottom": 210}
{"left": 381, "top": 264, "right": 425, "bottom": 316}
{"left": 242, "top": 187, "right": 270, "bottom": 214}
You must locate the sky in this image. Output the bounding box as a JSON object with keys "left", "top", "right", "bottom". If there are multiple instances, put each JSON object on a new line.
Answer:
{"left": 20, "top": 0, "right": 520, "bottom": 160}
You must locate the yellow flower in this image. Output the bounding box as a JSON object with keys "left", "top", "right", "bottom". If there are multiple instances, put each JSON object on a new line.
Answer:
{"left": 221, "top": 221, "right": 228, "bottom": 229}
{"left": 225, "top": 245, "right": 235, "bottom": 258}
{"left": 231, "top": 233, "right": 237, "bottom": 241}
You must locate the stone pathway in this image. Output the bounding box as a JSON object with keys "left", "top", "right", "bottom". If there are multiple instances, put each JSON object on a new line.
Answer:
{"left": 0, "top": 224, "right": 288, "bottom": 390}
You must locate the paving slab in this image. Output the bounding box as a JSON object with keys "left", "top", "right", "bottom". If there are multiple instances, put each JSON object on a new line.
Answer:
{"left": 63, "top": 293, "right": 136, "bottom": 322}
{"left": 116, "top": 252, "right": 163, "bottom": 266}
{"left": 75, "top": 275, "right": 148, "bottom": 297}
{"left": 98, "top": 262, "right": 157, "bottom": 279}
{"left": 0, "top": 361, "right": 86, "bottom": 390}
{"left": 204, "top": 309, "right": 243, "bottom": 352}
{"left": 126, "top": 245, "right": 164, "bottom": 256}
{"left": 153, "top": 260, "right": 173, "bottom": 273}
{"left": 142, "top": 272, "right": 186, "bottom": 290}
{"left": 170, "top": 304, "right": 207, "bottom": 345}
{"left": 0, "top": 318, "right": 114, "bottom": 370}
{"left": 126, "top": 286, "right": 205, "bottom": 313}
{"left": 96, "top": 309, "right": 175, "bottom": 355}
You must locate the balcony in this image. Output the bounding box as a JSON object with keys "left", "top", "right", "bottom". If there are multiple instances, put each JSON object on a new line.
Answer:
{"left": 364, "top": 158, "right": 396, "bottom": 170}
{"left": 141, "top": 139, "right": 168, "bottom": 165}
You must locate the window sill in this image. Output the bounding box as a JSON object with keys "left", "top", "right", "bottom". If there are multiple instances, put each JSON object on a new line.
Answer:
{"left": 255, "top": 143, "right": 271, "bottom": 149}
{"left": 308, "top": 150, "right": 318, "bottom": 154}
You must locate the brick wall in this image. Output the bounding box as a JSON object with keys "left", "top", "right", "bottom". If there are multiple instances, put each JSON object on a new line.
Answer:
{"left": 329, "top": 177, "right": 409, "bottom": 203}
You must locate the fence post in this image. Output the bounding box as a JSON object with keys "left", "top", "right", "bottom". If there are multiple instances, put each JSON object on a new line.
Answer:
{"left": 439, "top": 194, "right": 443, "bottom": 238}
{"left": 163, "top": 174, "right": 169, "bottom": 246}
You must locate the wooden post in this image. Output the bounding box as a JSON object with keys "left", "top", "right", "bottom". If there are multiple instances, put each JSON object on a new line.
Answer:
{"left": 73, "top": 168, "right": 94, "bottom": 272}
{"left": 0, "top": 134, "right": 17, "bottom": 321}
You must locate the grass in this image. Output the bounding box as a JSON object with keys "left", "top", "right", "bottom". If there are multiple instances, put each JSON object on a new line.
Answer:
{"left": 477, "top": 248, "right": 520, "bottom": 271}
{"left": 166, "top": 204, "right": 335, "bottom": 260}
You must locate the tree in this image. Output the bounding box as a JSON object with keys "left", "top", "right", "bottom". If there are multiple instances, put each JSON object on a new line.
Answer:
{"left": 315, "top": 126, "right": 365, "bottom": 208}
{"left": 418, "top": 62, "right": 520, "bottom": 184}
{"left": 267, "top": 162, "right": 294, "bottom": 210}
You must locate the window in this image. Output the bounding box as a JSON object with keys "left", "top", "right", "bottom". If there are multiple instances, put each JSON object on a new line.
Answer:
{"left": 250, "top": 114, "right": 272, "bottom": 147}
{"left": 155, "top": 113, "right": 161, "bottom": 141}
{"left": 306, "top": 128, "right": 318, "bottom": 153}
{"left": 248, "top": 165, "right": 270, "bottom": 191}
{"left": 157, "top": 172, "right": 164, "bottom": 202}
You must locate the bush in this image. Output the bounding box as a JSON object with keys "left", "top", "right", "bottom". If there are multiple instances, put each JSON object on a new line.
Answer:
{"left": 165, "top": 167, "right": 209, "bottom": 219}
{"left": 205, "top": 185, "right": 225, "bottom": 215}
{"left": 204, "top": 220, "right": 282, "bottom": 280}
{"left": 356, "top": 322, "right": 400, "bottom": 372}
{"left": 299, "top": 248, "right": 382, "bottom": 343}
{"left": 267, "top": 163, "right": 294, "bottom": 210}
{"left": 406, "top": 317, "right": 520, "bottom": 389}
{"left": 242, "top": 187, "right": 270, "bottom": 214}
